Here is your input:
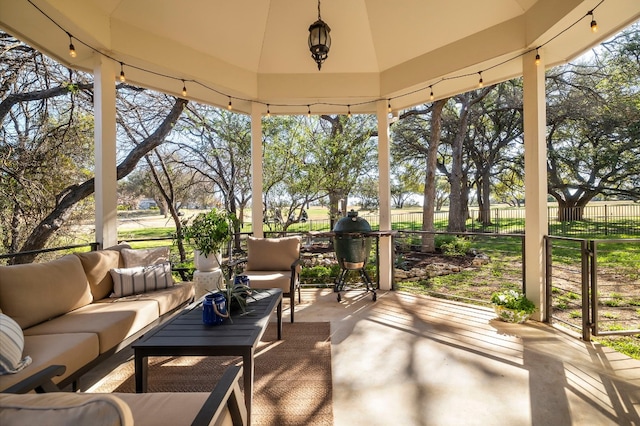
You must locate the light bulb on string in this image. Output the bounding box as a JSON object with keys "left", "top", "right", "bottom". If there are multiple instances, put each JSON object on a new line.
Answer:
{"left": 588, "top": 11, "right": 598, "bottom": 33}
{"left": 478, "top": 72, "right": 484, "bottom": 88}
{"left": 429, "top": 86, "right": 434, "bottom": 101}
{"left": 347, "top": 105, "right": 351, "bottom": 118}
{"left": 535, "top": 49, "right": 541, "bottom": 66}
{"left": 181, "top": 80, "right": 187, "bottom": 97}
{"left": 266, "top": 104, "right": 271, "bottom": 117}
{"left": 67, "top": 33, "right": 76, "bottom": 58}
{"left": 228, "top": 97, "right": 233, "bottom": 110}
{"left": 307, "top": 105, "right": 311, "bottom": 118}
{"left": 119, "top": 62, "right": 126, "bottom": 82}
{"left": 388, "top": 99, "right": 392, "bottom": 113}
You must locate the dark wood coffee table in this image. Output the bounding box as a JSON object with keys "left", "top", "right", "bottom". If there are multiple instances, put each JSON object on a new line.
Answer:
{"left": 133, "top": 288, "right": 283, "bottom": 423}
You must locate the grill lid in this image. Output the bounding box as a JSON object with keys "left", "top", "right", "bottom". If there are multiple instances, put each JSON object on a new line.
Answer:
{"left": 333, "top": 210, "right": 371, "bottom": 233}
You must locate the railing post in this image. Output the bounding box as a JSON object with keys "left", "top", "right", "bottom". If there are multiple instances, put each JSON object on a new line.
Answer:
{"left": 581, "top": 240, "right": 592, "bottom": 341}
{"left": 544, "top": 236, "right": 552, "bottom": 323}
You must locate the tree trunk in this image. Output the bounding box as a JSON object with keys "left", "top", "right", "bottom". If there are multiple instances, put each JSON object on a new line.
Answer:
{"left": 13, "top": 98, "right": 187, "bottom": 264}
{"left": 422, "top": 99, "right": 447, "bottom": 252}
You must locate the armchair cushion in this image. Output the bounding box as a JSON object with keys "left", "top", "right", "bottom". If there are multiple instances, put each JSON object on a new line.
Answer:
{"left": 246, "top": 236, "right": 301, "bottom": 271}
{"left": 0, "top": 392, "right": 133, "bottom": 426}
{"left": 242, "top": 271, "right": 292, "bottom": 293}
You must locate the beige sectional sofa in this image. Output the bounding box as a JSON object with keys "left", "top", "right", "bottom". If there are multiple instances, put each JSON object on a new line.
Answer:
{"left": 0, "top": 246, "right": 195, "bottom": 393}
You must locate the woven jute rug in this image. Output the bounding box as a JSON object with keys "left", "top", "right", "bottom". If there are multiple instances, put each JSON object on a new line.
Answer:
{"left": 90, "top": 322, "right": 333, "bottom": 425}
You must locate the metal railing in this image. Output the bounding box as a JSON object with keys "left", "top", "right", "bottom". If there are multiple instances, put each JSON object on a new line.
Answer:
{"left": 546, "top": 236, "right": 640, "bottom": 340}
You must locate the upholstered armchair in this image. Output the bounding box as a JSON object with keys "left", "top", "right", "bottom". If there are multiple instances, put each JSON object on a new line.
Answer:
{"left": 237, "top": 236, "right": 302, "bottom": 323}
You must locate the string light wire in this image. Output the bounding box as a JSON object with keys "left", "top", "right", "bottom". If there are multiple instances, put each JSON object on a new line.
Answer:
{"left": 25, "top": 0, "right": 608, "bottom": 113}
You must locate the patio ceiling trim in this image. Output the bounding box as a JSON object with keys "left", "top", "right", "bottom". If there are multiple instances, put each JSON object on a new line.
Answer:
{"left": 1, "top": 0, "right": 638, "bottom": 114}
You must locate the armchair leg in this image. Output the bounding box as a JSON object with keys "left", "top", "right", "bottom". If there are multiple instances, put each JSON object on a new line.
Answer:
{"left": 290, "top": 292, "right": 295, "bottom": 323}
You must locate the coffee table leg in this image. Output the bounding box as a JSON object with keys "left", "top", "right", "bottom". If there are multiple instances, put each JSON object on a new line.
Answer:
{"left": 277, "top": 299, "right": 283, "bottom": 340}
{"left": 243, "top": 348, "right": 254, "bottom": 424}
{"left": 135, "top": 352, "right": 148, "bottom": 393}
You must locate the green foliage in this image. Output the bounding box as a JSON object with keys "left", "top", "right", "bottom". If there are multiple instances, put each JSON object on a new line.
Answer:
{"left": 490, "top": 289, "right": 536, "bottom": 314}
{"left": 595, "top": 336, "right": 640, "bottom": 360}
{"left": 182, "top": 209, "right": 236, "bottom": 256}
{"left": 439, "top": 236, "right": 471, "bottom": 256}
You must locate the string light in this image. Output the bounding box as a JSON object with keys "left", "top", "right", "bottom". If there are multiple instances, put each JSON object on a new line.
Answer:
{"left": 588, "top": 11, "right": 598, "bottom": 33}
{"left": 67, "top": 32, "right": 76, "bottom": 58}
{"left": 266, "top": 104, "right": 271, "bottom": 117}
{"left": 119, "top": 62, "right": 126, "bottom": 82}
{"left": 36, "top": 1, "right": 608, "bottom": 113}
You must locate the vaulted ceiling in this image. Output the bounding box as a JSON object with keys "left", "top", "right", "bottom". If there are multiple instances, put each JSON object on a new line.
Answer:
{"left": 1, "top": 0, "right": 638, "bottom": 114}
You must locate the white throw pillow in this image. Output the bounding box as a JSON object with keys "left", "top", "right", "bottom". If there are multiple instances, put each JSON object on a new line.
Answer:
{"left": 0, "top": 313, "right": 32, "bottom": 375}
{"left": 109, "top": 262, "right": 175, "bottom": 297}
{"left": 120, "top": 247, "right": 170, "bottom": 268}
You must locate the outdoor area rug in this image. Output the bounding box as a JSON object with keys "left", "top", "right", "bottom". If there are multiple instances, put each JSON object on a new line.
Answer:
{"left": 89, "top": 322, "right": 333, "bottom": 425}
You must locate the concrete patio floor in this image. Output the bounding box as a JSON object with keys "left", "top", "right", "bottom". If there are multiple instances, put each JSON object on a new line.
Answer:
{"left": 81, "top": 287, "right": 639, "bottom": 425}
{"left": 292, "top": 288, "right": 640, "bottom": 426}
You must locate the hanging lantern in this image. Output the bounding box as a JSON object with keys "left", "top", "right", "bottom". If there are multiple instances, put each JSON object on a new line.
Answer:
{"left": 308, "top": 0, "right": 331, "bottom": 70}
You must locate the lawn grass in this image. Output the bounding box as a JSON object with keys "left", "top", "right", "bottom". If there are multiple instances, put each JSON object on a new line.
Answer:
{"left": 116, "top": 212, "right": 639, "bottom": 359}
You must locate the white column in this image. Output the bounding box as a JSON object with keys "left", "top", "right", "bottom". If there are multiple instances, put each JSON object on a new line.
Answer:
{"left": 376, "top": 100, "right": 393, "bottom": 291}
{"left": 94, "top": 55, "right": 118, "bottom": 248}
{"left": 522, "top": 49, "right": 548, "bottom": 321}
{"left": 250, "top": 102, "right": 264, "bottom": 237}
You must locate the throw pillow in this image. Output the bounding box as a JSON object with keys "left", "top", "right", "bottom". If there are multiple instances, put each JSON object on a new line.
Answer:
{"left": 0, "top": 314, "right": 32, "bottom": 375}
{"left": 109, "top": 262, "right": 175, "bottom": 297}
{"left": 121, "top": 247, "right": 170, "bottom": 268}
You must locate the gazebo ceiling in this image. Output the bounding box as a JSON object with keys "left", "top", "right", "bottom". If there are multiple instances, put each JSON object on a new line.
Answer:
{"left": 1, "top": 0, "right": 639, "bottom": 114}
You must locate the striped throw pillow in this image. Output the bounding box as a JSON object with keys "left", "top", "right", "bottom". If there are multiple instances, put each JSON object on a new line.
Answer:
{"left": 0, "top": 313, "right": 32, "bottom": 375}
{"left": 109, "top": 262, "right": 175, "bottom": 297}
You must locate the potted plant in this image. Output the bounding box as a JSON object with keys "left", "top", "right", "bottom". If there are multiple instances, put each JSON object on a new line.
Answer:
{"left": 490, "top": 289, "right": 536, "bottom": 323}
{"left": 182, "top": 208, "right": 235, "bottom": 272}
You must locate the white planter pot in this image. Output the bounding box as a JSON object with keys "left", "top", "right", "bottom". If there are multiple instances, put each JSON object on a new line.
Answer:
{"left": 194, "top": 249, "right": 222, "bottom": 272}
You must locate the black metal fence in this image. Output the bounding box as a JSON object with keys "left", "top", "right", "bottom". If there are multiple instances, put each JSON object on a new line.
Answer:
{"left": 276, "top": 203, "right": 639, "bottom": 237}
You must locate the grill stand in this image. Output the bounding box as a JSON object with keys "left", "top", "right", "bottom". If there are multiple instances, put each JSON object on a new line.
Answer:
{"left": 334, "top": 262, "right": 377, "bottom": 302}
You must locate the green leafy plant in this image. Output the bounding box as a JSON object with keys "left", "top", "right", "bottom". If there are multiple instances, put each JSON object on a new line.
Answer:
{"left": 182, "top": 209, "right": 236, "bottom": 256}
{"left": 491, "top": 289, "right": 536, "bottom": 314}
{"left": 439, "top": 236, "right": 471, "bottom": 256}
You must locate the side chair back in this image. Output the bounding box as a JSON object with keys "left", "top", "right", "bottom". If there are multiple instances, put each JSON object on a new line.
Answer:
{"left": 241, "top": 236, "right": 302, "bottom": 322}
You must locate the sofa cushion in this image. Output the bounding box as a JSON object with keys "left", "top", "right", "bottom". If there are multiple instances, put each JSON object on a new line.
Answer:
{"left": 109, "top": 262, "right": 175, "bottom": 297}
{"left": 24, "top": 301, "right": 159, "bottom": 354}
{"left": 121, "top": 247, "right": 170, "bottom": 268}
{"left": 0, "top": 393, "right": 133, "bottom": 426}
{"left": 0, "top": 333, "right": 99, "bottom": 392}
{"left": 75, "top": 250, "right": 121, "bottom": 300}
{"left": 0, "top": 255, "right": 93, "bottom": 329}
{"left": 246, "top": 236, "right": 301, "bottom": 271}
{"left": 0, "top": 314, "right": 32, "bottom": 375}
